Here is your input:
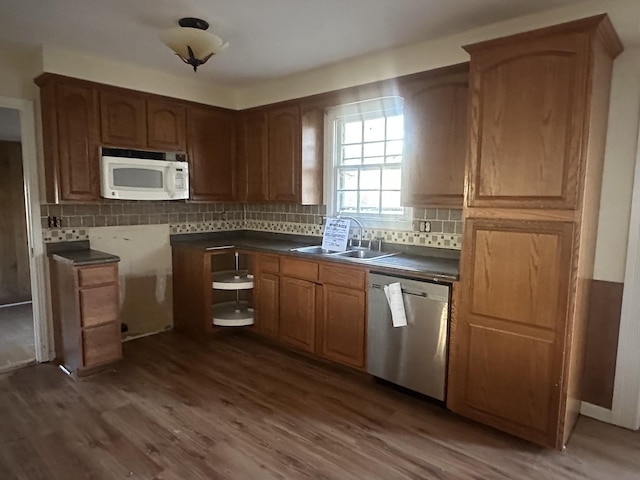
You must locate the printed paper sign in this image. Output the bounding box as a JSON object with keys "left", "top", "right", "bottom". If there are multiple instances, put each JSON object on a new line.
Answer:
{"left": 321, "top": 217, "right": 351, "bottom": 252}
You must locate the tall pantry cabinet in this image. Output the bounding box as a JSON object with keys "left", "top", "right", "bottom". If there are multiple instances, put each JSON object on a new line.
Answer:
{"left": 447, "top": 15, "right": 622, "bottom": 449}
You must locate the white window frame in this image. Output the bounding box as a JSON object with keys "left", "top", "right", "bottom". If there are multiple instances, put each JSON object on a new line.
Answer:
{"left": 324, "top": 97, "right": 412, "bottom": 230}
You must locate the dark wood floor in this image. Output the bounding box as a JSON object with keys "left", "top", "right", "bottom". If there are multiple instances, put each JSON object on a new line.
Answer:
{"left": 1, "top": 332, "right": 639, "bottom": 480}
{"left": 0, "top": 303, "right": 35, "bottom": 371}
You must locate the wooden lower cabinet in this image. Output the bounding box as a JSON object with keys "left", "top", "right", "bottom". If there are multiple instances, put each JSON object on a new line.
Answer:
{"left": 254, "top": 272, "right": 279, "bottom": 338}
{"left": 172, "top": 249, "right": 369, "bottom": 371}
{"left": 256, "top": 257, "right": 367, "bottom": 370}
{"left": 279, "top": 276, "right": 317, "bottom": 352}
{"left": 50, "top": 260, "right": 122, "bottom": 376}
{"left": 448, "top": 218, "right": 575, "bottom": 448}
{"left": 319, "top": 285, "right": 366, "bottom": 369}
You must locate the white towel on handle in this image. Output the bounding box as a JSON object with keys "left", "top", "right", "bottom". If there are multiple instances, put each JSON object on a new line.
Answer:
{"left": 383, "top": 282, "right": 407, "bottom": 327}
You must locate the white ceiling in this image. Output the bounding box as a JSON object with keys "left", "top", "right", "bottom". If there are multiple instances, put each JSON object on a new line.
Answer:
{"left": 0, "top": 0, "right": 599, "bottom": 86}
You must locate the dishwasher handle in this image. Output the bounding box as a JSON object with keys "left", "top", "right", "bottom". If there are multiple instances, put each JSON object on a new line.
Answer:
{"left": 370, "top": 283, "right": 448, "bottom": 302}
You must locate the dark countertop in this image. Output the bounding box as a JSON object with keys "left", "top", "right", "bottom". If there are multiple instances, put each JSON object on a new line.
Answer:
{"left": 51, "top": 249, "right": 121, "bottom": 266}
{"left": 172, "top": 232, "right": 460, "bottom": 282}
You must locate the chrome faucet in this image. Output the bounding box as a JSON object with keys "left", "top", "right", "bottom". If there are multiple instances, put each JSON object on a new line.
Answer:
{"left": 337, "top": 213, "right": 364, "bottom": 248}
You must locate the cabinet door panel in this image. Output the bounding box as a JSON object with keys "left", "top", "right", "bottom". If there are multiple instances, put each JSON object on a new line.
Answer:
{"left": 238, "top": 110, "right": 269, "bottom": 202}
{"left": 78, "top": 264, "right": 118, "bottom": 288}
{"left": 187, "top": 107, "right": 236, "bottom": 201}
{"left": 279, "top": 276, "right": 315, "bottom": 352}
{"left": 466, "top": 325, "right": 554, "bottom": 434}
{"left": 280, "top": 257, "right": 318, "bottom": 282}
{"left": 448, "top": 217, "right": 574, "bottom": 447}
{"left": 254, "top": 272, "right": 279, "bottom": 338}
{"left": 54, "top": 83, "right": 101, "bottom": 201}
{"left": 402, "top": 70, "right": 468, "bottom": 207}
{"left": 100, "top": 90, "right": 147, "bottom": 148}
{"left": 80, "top": 285, "right": 119, "bottom": 328}
{"left": 268, "top": 105, "right": 301, "bottom": 202}
{"left": 147, "top": 99, "right": 186, "bottom": 151}
{"left": 467, "top": 35, "right": 588, "bottom": 209}
{"left": 82, "top": 323, "right": 122, "bottom": 368}
{"left": 320, "top": 285, "right": 366, "bottom": 368}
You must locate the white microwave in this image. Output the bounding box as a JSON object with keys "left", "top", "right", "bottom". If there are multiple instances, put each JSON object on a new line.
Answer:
{"left": 100, "top": 148, "right": 189, "bottom": 201}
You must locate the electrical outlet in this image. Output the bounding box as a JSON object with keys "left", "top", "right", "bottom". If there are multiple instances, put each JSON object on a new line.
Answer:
{"left": 47, "top": 216, "right": 62, "bottom": 228}
{"left": 419, "top": 221, "right": 431, "bottom": 233}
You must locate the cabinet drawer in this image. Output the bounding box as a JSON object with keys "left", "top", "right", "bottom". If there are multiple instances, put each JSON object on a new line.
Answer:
{"left": 281, "top": 257, "right": 318, "bottom": 282}
{"left": 256, "top": 254, "right": 280, "bottom": 274}
{"left": 320, "top": 264, "right": 366, "bottom": 290}
{"left": 78, "top": 264, "right": 118, "bottom": 287}
{"left": 80, "top": 285, "right": 119, "bottom": 328}
{"left": 82, "top": 323, "right": 122, "bottom": 368}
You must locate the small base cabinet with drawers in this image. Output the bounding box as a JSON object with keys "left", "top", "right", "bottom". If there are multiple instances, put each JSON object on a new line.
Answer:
{"left": 50, "top": 259, "right": 122, "bottom": 377}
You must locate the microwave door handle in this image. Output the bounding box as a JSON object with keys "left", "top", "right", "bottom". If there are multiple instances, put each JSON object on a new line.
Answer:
{"left": 166, "top": 166, "right": 176, "bottom": 198}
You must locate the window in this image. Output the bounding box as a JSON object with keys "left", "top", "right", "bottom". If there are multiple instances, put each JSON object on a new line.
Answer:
{"left": 325, "top": 97, "right": 410, "bottom": 229}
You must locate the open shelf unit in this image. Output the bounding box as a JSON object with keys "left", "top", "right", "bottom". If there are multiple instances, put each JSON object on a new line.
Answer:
{"left": 171, "top": 245, "right": 255, "bottom": 336}
{"left": 211, "top": 257, "right": 254, "bottom": 327}
{"left": 210, "top": 250, "right": 254, "bottom": 328}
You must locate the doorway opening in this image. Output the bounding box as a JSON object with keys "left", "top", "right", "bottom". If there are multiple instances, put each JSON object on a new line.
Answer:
{"left": 0, "top": 98, "right": 50, "bottom": 372}
{"left": 0, "top": 107, "right": 35, "bottom": 370}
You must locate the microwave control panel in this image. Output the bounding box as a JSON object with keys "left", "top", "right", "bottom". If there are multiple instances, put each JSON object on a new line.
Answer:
{"left": 174, "top": 169, "right": 186, "bottom": 191}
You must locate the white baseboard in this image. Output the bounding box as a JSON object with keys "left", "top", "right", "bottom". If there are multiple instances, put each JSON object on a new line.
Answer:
{"left": 581, "top": 401, "right": 614, "bottom": 424}
{"left": 122, "top": 328, "right": 171, "bottom": 343}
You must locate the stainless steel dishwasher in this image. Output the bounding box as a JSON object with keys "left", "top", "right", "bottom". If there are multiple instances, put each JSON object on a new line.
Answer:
{"left": 367, "top": 273, "right": 450, "bottom": 401}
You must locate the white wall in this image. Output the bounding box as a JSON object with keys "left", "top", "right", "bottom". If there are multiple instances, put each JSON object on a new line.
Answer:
{"left": 235, "top": 0, "right": 640, "bottom": 284}
{"left": 1, "top": 0, "right": 637, "bottom": 284}
{"left": 41, "top": 45, "right": 237, "bottom": 109}
{"left": 235, "top": 0, "right": 640, "bottom": 109}
{"left": 0, "top": 42, "right": 42, "bottom": 101}
{"left": 89, "top": 225, "right": 173, "bottom": 337}
{"left": 594, "top": 47, "right": 640, "bottom": 282}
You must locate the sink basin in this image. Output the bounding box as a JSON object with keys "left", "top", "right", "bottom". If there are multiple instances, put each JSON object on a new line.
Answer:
{"left": 332, "top": 249, "right": 398, "bottom": 261}
{"left": 291, "top": 245, "right": 336, "bottom": 255}
{"left": 292, "top": 245, "right": 398, "bottom": 261}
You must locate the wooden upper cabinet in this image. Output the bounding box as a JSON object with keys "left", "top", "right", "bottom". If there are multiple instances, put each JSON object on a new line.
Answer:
{"left": 465, "top": 31, "right": 598, "bottom": 210}
{"left": 449, "top": 16, "right": 623, "bottom": 450}
{"left": 36, "top": 76, "right": 101, "bottom": 202}
{"left": 238, "top": 109, "right": 269, "bottom": 202}
{"left": 100, "top": 90, "right": 147, "bottom": 148}
{"left": 187, "top": 106, "right": 236, "bottom": 201}
{"left": 401, "top": 66, "right": 469, "bottom": 207}
{"left": 147, "top": 99, "right": 187, "bottom": 151}
{"left": 300, "top": 106, "right": 324, "bottom": 205}
{"left": 268, "top": 105, "right": 301, "bottom": 202}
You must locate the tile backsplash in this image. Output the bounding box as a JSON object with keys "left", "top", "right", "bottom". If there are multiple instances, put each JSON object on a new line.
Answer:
{"left": 42, "top": 202, "right": 463, "bottom": 250}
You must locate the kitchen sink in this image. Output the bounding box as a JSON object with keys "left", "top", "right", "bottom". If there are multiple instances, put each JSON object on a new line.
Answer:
{"left": 292, "top": 245, "right": 399, "bottom": 261}
{"left": 332, "top": 249, "right": 398, "bottom": 260}
{"left": 291, "top": 245, "right": 337, "bottom": 255}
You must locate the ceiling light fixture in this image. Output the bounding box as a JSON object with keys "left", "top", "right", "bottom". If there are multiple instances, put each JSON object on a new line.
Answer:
{"left": 160, "top": 17, "right": 228, "bottom": 72}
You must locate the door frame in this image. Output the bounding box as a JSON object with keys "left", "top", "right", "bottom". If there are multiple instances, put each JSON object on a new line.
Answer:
{"left": 610, "top": 113, "right": 640, "bottom": 430}
{"left": 0, "top": 96, "right": 52, "bottom": 364}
